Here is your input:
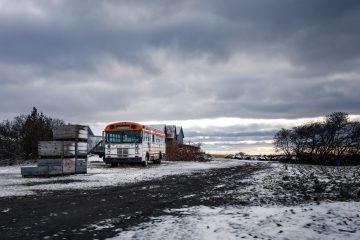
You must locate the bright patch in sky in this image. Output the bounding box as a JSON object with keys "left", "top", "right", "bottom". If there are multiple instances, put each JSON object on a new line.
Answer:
{"left": 88, "top": 115, "right": 360, "bottom": 154}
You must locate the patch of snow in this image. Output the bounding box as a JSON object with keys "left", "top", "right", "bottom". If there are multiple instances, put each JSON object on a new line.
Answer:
{"left": 0, "top": 159, "right": 252, "bottom": 198}
{"left": 87, "top": 155, "right": 104, "bottom": 162}
{"left": 182, "top": 194, "right": 196, "bottom": 199}
{"left": 87, "top": 219, "right": 115, "bottom": 231}
{"left": 237, "top": 163, "right": 360, "bottom": 205}
{"left": 109, "top": 202, "right": 360, "bottom": 240}
{"left": 1, "top": 208, "right": 11, "bottom": 213}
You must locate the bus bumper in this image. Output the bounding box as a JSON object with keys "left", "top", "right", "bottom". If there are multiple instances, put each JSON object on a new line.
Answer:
{"left": 104, "top": 157, "right": 143, "bottom": 164}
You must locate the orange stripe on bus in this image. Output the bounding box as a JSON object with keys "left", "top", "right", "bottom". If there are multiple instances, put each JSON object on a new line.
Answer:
{"left": 104, "top": 121, "right": 165, "bottom": 137}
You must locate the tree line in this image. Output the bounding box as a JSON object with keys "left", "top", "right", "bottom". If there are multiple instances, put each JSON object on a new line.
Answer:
{"left": 274, "top": 112, "right": 360, "bottom": 165}
{"left": 0, "top": 107, "right": 64, "bottom": 162}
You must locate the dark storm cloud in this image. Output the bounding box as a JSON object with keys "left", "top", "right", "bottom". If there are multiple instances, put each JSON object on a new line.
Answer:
{"left": 0, "top": 0, "right": 360, "bottom": 123}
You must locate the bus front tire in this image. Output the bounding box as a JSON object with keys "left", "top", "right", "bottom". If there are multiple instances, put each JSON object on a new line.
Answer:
{"left": 143, "top": 152, "right": 149, "bottom": 167}
{"left": 142, "top": 160, "right": 148, "bottom": 167}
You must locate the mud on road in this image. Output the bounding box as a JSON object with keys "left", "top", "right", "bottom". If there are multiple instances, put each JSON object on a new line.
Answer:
{"left": 0, "top": 163, "right": 268, "bottom": 240}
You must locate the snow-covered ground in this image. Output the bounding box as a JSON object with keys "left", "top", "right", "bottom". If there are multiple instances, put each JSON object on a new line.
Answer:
{"left": 106, "top": 163, "right": 360, "bottom": 240}
{"left": 1, "top": 158, "right": 359, "bottom": 239}
{"left": 110, "top": 202, "right": 360, "bottom": 240}
{"left": 244, "top": 164, "right": 360, "bottom": 205}
{"left": 0, "top": 157, "right": 251, "bottom": 198}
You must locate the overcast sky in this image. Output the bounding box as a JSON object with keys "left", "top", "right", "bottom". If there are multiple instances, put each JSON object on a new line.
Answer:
{"left": 1, "top": 0, "right": 360, "bottom": 154}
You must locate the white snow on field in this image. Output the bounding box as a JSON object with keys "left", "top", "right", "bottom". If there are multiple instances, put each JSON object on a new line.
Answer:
{"left": 110, "top": 201, "right": 360, "bottom": 240}
{"left": 0, "top": 158, "right": 255, "bottom": 198}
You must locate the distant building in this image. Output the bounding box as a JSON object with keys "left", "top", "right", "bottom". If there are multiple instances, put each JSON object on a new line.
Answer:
{"left": 165, "top": 125, "right": 184, "bottom": 144}
{"left": 176, "top": 126, "right": 184, "bottom": 144}
{"left": 165, "top": 125, "right": 176, "bottom": 140}
{"left": 146, "top": 124, "right": 166, "bottom": 134}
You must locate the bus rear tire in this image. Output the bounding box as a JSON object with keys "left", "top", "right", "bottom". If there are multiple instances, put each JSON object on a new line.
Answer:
{"left": 154, "top": 152, "right": 162, "bottom": 164}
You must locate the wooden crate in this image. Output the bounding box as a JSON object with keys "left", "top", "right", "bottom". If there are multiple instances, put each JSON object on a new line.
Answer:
{"left": 38, "top": 141, "right": 64, "bottom": 156}
{"left": 63, "top": 158, "right": 76, "bottom": 174}
{"left": 38, "top": 141, "right": 88, "bottom": 157}
{"left": 37, "top": 158, "right": 75, "bottom": 175}
{"left": 21, "top": 166, "right": 49, "bottom": 177}
{"left": 53, "top": 125, "right": 88, "bottom": 140}
{"left": 75, "top": 159, "right": 87, "bottom": 174}
{"left": 48, "top": 165, "right": 62, "bottom": 175}
{"left": 37, "top": 159, "right": 63, "bottom": 166}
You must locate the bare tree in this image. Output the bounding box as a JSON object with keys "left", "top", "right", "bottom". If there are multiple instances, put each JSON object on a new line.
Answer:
{"left": 273, "top": 128, "right": 292, "bottom": 157}
{"left": 273, "top": 112, "right": 360, "bottom": 165}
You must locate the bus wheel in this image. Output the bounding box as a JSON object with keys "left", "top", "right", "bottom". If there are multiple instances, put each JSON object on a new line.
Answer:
{"left": 143, "top": 152, "right": 149, "bottom": 167}
{"left": 154, "top": 152, "right": 162, "bottom": 164}
{"left": 158, "top": 152, "right": 162, "bottom": 164}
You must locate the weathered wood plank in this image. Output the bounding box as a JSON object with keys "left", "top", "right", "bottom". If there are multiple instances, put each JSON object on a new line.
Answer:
{"left": 48, "top": 165, "right": 62, "bottom": 175}
{"left": 37, "top": 159, "right": 63, "bottom": 166}
{"left": 63, "top": 158, "right": 75, "bottom": 174}
{"left": 21, "top": 166, "right": 49, "bottom": 177}
{"left": 38, "top": 141, "right": 88, "bottom": 156}
{"left": 75, "top": 159, "right": 87, "bottom": 174}
{"left": 53, "top": 125, "right": 88, "bottom": 140}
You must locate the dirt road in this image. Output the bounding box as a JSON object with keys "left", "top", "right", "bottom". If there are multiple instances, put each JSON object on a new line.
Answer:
{"left": 0, "top": 163, "right": 267, "bottom": 239}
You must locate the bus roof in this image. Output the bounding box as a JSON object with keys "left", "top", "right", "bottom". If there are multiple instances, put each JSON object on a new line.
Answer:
{"left": 104, "top": 122, "right": 165, "bottom": 137}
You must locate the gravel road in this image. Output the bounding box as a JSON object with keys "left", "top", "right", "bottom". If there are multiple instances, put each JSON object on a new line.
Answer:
{"left": 0, "top": 163, "right": 267, "bottom": 240}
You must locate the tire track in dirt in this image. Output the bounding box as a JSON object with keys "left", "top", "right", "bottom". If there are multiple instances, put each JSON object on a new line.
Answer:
{"left": 0, "top": 163, "right": 268, "bottom": 240}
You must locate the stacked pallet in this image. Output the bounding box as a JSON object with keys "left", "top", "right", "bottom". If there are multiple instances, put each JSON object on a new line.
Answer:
{"left": 21, "top": 125, "right": 89, "bottom": 177}
{"left": 38, "top": 141, "right": 88, "bottom": 157}
{"left": 53, "top": 125, "right": 88, "bottom": 140}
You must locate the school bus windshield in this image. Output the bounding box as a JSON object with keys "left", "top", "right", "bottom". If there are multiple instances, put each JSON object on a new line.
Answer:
{"left": 105, "top": 131, "right": 142, "bottom": 143}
